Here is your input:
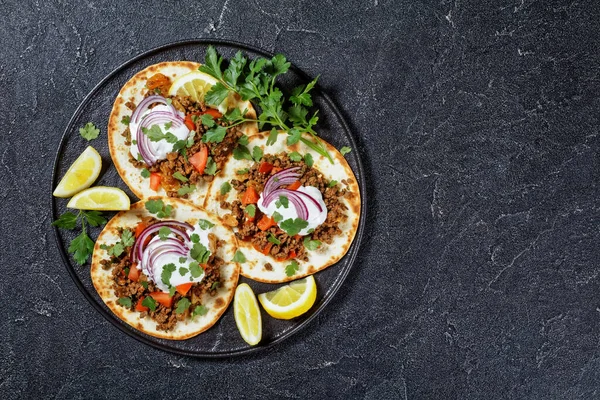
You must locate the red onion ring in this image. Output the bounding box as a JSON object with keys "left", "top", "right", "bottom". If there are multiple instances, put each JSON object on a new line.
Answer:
{"left": 131, "top": 221, "right": 193, "bottom": 263}
{"left": 131, "top": 95, "right": 178, "bottom": 124}
{"left": 136, "top": 110, "right": 186, "bottom": 166}
{"left": 263, "top": 167, "right": 301, "bottom": 197}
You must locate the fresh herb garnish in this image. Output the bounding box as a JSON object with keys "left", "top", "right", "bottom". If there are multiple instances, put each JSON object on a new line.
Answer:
{"left": 304, "top": 153, "right": 314, "bottom": 167}
{"left": 303, "top": 236, "right": 321, "bottom": 251}
{"left": 52, "top": 210, "right": 107, "bottom": 265}
{"left": 200, "top": 46, "right": 333, "bottom": 163}
{"left": 220, "top": 181, "right": 232, "bottom": 195}
{"left": 198, "top": 219, "right": 215, "bottom": 230}
{"left": 268, "top": 233, "right": 281, "bottom": 245}
{"left": 145, "top": 199, "right": 173, "bottom": 218}
{"left": 190, "top": 244, "right": 210, "bottom": 265}
{"left": 285, "top": 260, "right": 299, "bottom": 277}
{"left": 177, "top": 184, "right": 196, "bottom": 196}
{"left": 203, "top": 125, "right": 227, "bottom": 143}
{"left": 340, "top": 146, "right": 351, "bottom": 156}
{"left": 189, "top": 261, "right": 205, "bottom": 277}
{"left": 201, "top": 114, "right": 216, "bottom": 127}
{"left": 172, "top": 171, "right": 188, "bottom": 182}
{"left": 121, "top": 116, "right": 131, "bottom": 125}
{"left": 211, "top": 282, "right": 220, "bottom": 291}
{"left": 328, "top": 180, "right": 338, "bottom": 187}
{"left": 118, "top": 297, "right": 132, "bottom": 308}
{"left": 245, "top": 204, "right": 256, "bottom": 217}
{"left": 252, "top": 146, "right": 263, "bottom": 162}
{"left": 143, "top": 125, "right": 178, "bottom": 143}
{"left": 280, "top": 218, "right": 309, "bottom": 236}
{"left": 288, "top": 151, "right": 302, "bottom": 162}
{"left": 175, "top": 298, "right": 191, "bottom": 314}
{"left": 275, "top": 195, "right": 289, "bottom": 209}
{"left": 141, "top": 168, "right": 150, "bottom": 178}
{"left": 238, "top": 134, "right": 249, "bottom": 146}
{"left": 266, "top": 128, "right": 278, "bottom": 146}
{"left": 79, "top": 122, "right": 100, "bottom": 141}
{"left": 142, "top": 296, "right": 157, "bottom": 311}
{"left": 204, "top": 157, "right": 217, "bottom": 175}
{"left": 179, "top": 267, "right": 189, "bottom": 276}
{"left": 233, "top": 145, "right": 252, "bottom": 161}
{"left": 272, "top": 211, "right": 283, "bottom": 223}
{"left": 192, "top": 305, "right": 208, "bottom": 318}
{"left": 161, "top": 263, "right": 177, "bottom": 286}
{"left": 140, "top": 281, "right": 149, "bottom": 289}
{"left": 158, "top": 226, "right": 171, "bottom": 240}
{"left": 237, "top": 168, "right": 249, "bottom": 175}
{"left": 190, "top": 233, "right": 200, "bottom": 243}
{"left": 233, "top": 250, "right": 246, "bottom": 263}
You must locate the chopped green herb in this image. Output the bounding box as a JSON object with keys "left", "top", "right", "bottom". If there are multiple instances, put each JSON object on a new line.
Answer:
{"left": 175, "top": 298, "right": 191, "bottom": 314}
{"left": 245, "top": 204, "right": 256, "bottom": 217}
{"left": 132, "top": 139, "right": 137, "bottom": 145}
{"left": 177, "top": 184, "right": 196, "bottom": 196}
{"left": 169, "top": 286, "right": 177, "bottom": 297}
{"left": 233, "top": 145, "right": 253, "bottom": 161}
{"left": 203, "top": 125, "right": 227, "bottom": 143}
{"left": 211, "top": 282, "right": 220, "bottom": 291}
{"left": 201, "top": 113, "right": 216, "bottom": 127}
{"left": 192, "top": 305, "right": 208, "bottom": 318}
{"left": 275, "top": 195, "right": 289, "bottom": 209}
{"left": 145, "top": 199, "right": 173, "bottom": 218}
{"left": 238, "top": 134, "right": 249, "bottom": 146}
{"left": 121, "top": 116, "right": 131, "bottom": 125}
{"left": 328, "top": 180, "right": 338, "bottom": 187}
{"left": 121, "top": 230, "right": 134, "bottom": 247}
{"left": 142, "top": 296, "right": 157, "bottom": 312}
{"left": 164, "top": 121, "right": 173, "bottom": 130}
{"left": 288, "top": 151, "right": 302, "bottom": 162}
{"left": 272, "top": 211, "right": 283, "bottom": 223}
{"left": 266, "top": 128, "right": 278, "bottom": 146}
{"left": 141, "top": 281, "right": 149, "bottom": 289}
{"left": 340, "top": 146, "right": 351, "bottom": 156}
{"left": 252, "top": 146, "right": 263, "bottom": 162}
{"left": 52, "top": 212, "right": 78, "bottom": 229}
{"left": 172, "top": 171, "right": 188, "bottom": 182}
{"left": 141, "top": 168, "right": 150, "bottom": 178}
{"left": 237, "top": 168, "right": 249, "bottom": 175}
{"left": 220, "top": 181, "right": 232, "bottom": 195}
{"left": 285, "top": 260, "right": 299, "bottom": 276}
{"left": 161, "top": 263, "right": 177, "bottom": 286}
{"left": 158, "top": 226, "right": 171, "bottom": 240}
{"left": 79, "top": 122, "right": 100, "bottom": 141}
{"left": 233, "top": 250, "right": 246, "bottom": 263}
{"left": 190, "top": 233, "right": 200, "bottom": 243}
{"left": 303, "top": 153, "right": 314, "bottom": 167}
{"left": 118, "top": 297, "right": 132, "bottom": 308}
{"left": 204, "top": 157, "right": 217, "bottom": 175}
{"left": 268, "top": 233, "right": 281, "bottom": 245}
{"left": 303, "top": 236, "right": 321, "bottom": 251}
{"left": 198, "top": 219, "right": 215, "bottom": 230}
{"left": 190, "top": 244, "right": 210, "bottom": 264}
{"left": 179, "top": 257, "right": 187, "bottom": 264}
{"left": 280, "top": 218, "right": 309, "bottom": 236}
{"left": 179, "top": 267, "right": 189, "bottom": 276}
{"left": 189, "top": 261, "right": 205, "bottom": 277}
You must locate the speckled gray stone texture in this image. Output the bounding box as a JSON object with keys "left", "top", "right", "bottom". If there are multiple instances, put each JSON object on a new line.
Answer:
{"left": 2, "top": 0, "right": 600, "bottom": 398}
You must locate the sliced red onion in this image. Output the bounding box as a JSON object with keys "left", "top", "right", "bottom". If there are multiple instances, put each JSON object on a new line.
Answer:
{"left": 132, "top": 221, "right": 193, "bottom": 263}
{"left": 131, "top": 95, "right": 178, "bottom": 124}
{"left": 262, "top": 189, "right": 310, "bottom": 220}
{"left": 263, "top": 167, "right": 301, "bottom": 197}
{"left": 136, "top": 110, "right": 186, "bottom": 166}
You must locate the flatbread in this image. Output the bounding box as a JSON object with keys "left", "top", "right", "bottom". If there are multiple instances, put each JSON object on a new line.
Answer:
{"left": 204, "top": 132, "right": 361, "bottom": 283}
{"left": 107, "top": 61, "right": 258, "bottom": 204}
{"left": 90, "top": 197, "right": 240, "bottom": 340}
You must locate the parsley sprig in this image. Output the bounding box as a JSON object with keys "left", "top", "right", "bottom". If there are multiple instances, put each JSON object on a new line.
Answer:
{"left": 200, "top": 46, "right": 334, "bottom": 163}
{"left": 52, "top": 210, "right": 107, "bottom": 265}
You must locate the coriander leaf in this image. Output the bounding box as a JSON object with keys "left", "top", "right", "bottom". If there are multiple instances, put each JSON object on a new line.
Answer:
{"left": 201, "top": 113, "right": 216, "bottom": 127}
{"left": 179, "top": 256, "right": 188, "bottom": 264}
{"left": 223, "top": 107, "right": 242, "bottom": 123}
{"left": 145, "top": 199, "right": 165, "bottom": 214}
{"left": 268, "top": 233, "right": 281, "bottom": 245}
{"left": 161, "top": 263, "right": 177, "bottom": 286}
{"left": 340, "top": 146, "right": 352, "bottom": 156}
{"left": 164, "top": 121, "right": 173, "bottom": 130}
{"left": 328, "top": 180, "right": 338, "bottom": 187}
{"left": 204, "top": 157, "right": 217, "bottom": 175}
{"left": 233, "top": 250, "right": 246, "bottom": 263}
{"left": 288, "top": 151, "right": 302, "bottom": 162}
{"left": 269, "top": 54, "right": 291, "bottom": 77}
{"left": 233, "top": 145, "right": 252, "bottom": 161}
{"left": 158, "top": 226, "right": 171, "bottom": 240}
{"left": 190, "top": 243, "right": 210, "bottom": 264}
{"left": 141, "top": 168, "right": 150, "bottom": 178}
{"left": 287, "top": 129, "right": 302, "bottom": 145}
{"left": 190, "top": 234, "right": 200, "bottom": 245}
{"left": 69, "top": 231, "right": 94, "bottom": 265}
{"left": 211, "top": 281, "right": 220, "bottom": 291}
{"left": 279, "top": 218, "right": 309, "bottom": 236}
{"left": 192, "top": 305, "right": 208, "bottom": 318}
{"left": 220, "top": 181, "right": 231, "bottom": 195}
{"left": 203, "top": 125, "right": 227, "bottom": 143}
{"left": 272, "top": 211, "right": 283, "bottom": 223}
{"left": 304, "top": 153, "right": 314, "bottom": 167}
{"left": 121, "top": 230, "right": 134, "bottom": 247}
{"left": 186, "top": 131, "right": 195, "bottom": 148}
{"left": 169, "top": 286, "right": 177, "bottom": 297}
{"left": 205, "top": 82, "right": 229, "bottom": 107}
{"left": 111, "top": 242, "right": 125, "bottom": 257}
{"left": 121, "top": 116, "right": 131, "bottom": 125}
{"left": 285, "top": 260, "right": 299, "bottom": 277}
{"left": 82, "top": 211, "right": 107, "bottom": 227}
{"left": 142, "top": 296, "right": 157, "bottom": 312}
{"left": 177, "top": 185, "right": 196, "bottom": 196}
{"left": 236, "top": 168, "right": 249, "bottom": 175}
{"left": 276, "top": 195, "right": 289, "bottom": 209}
{"left": 144, "top": 125, "right": 165, "bottom": 142}
{"left": 288, "top": 105, "right": 308, "bottom": 125}
{"left": 172, "top": 171, "right": 188, "bottom": 182}
{"left": 179, "top": 267, "right": 189, "bottom": 276}
{"left": 223, "top": 50, "right": 247, "bottom": 89}
{"left": 200, "top": 45, "right": 223, "bottom": 80}
{"left": 79, "top": 122, "right": 100, "bottom": 141}
{"left": 198, "top": 219, "right": 215, "bottom": 230}
{"left": 238, "top": 134, "right": 249, "bottom": 146}
{"left": 52, "top": 212, "right": 78, "bottom": 229}
{"left": 141, "top": 281, "right": 149, "bottom": 289}
{"left": 303, "top": 236, "right": 321, "bottom": 251}
{"left": 266, "top": 128, "right": 278, "bottom": 146}
{"left": 175, "top": 298, "right": 191, "bottom": 314}
{"left": 252, "top": 146, "right": 263, "bottom": 162}
{"left": 158, "top": 204, "right": 173, "bottom": 219}
{"left": 245, "top": 204, "right": 256, "bottom": 217}
{"left": 189, "top": 261, "right": 204, "bottom": 278}
{"left": 172, "top": 139, "right": 187, "bottom": 153}
{"left": 118, "top": 297, "right": 132, "bottom": 308}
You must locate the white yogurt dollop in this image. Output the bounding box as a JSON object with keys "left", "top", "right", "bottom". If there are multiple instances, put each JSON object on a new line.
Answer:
{"left": 257, "top": 186, "right": 327, "bottom": 236}
{"left": 129, "top": 105, "right": 190, "bottom": 162}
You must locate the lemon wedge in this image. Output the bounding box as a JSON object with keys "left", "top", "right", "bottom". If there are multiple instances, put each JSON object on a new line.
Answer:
{"left": 53, "top": 146, "right": 102, "bottom": 198}
{"left": 168, "top": 70, "right": 232, "bottom": 113}
{"left": 234, "top": 283, "right": 262, "bottom": 345}
{"left": 258, "top": 275, "right": 317, "bottom": 320}
{"left": 67, "top": 186, "right": 130, "bottom": 211}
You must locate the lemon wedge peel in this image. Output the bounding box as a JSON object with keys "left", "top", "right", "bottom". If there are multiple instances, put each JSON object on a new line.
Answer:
{"left": 67, "top": 186, "right": 130, "bottom": 211}
{"left": 234, "top": 283, "right": 262, "bottom": 346}
{"left": 53, "top": 146, "right": 102, "bottom": 198}
{"left": 258, "top": 275, "right": 317, "bottom": 320}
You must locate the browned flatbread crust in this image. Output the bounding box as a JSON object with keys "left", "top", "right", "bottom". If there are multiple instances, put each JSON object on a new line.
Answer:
{"left": 107, "top": 61, "right": 258, "bottom": 205}
{"left": 90, "top": 197, "right": 240, "bottom": 340}
{"left": 204, "top": 132, "right": 361, "bottom": 283}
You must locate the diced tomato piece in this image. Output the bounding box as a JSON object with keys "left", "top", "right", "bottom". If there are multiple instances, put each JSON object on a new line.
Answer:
{"left": 253, "top": 242, "right": 273, "bottom": 256}
{"left": 189, "top": 146, "right": 209, "bottom": 174}
{"left": 275, "top": 249, "right": 297, "bottom": 261}
{"left": 146, "top": 73, "right": 171, "bottom": 95}
{"left": 242, "top": 186, "right": 260, "bottom": 205}
{"left": 271, "top": 167, "right": 282, "bottom": 175}
{"left": 150, "top": 292, "right": 173, "bottom": 308}
{"left": 184, "top": 114, "right": 196, "bottom": 131}
{"left": 287, "top": 180, "right": 302, "bottom": 191}
{"left": 258, "top": 162, "right": 273, "bottom": 174}
{"left": 257, "top": 215, "right": 276, "bottom": 231}
{"left": 135, "top": 222, "right": 148, "bottom": 238}
{"left": 203, "top": 108, "right": 223, "bottom": 119}
{"left": 135, "top": 297, "right": 149, "bottom": 312}
{"left": 176, "top": 283, "right": 193, "bottom": 296}
{"left": 150, "top": 172, "right": 161, "bottom": 191}
{"left": 128, "top": 263, "right": 140, "bottom": 282}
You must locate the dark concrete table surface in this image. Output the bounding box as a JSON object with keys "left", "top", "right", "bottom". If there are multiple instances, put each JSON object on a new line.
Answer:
{"left": 2, "top": 0, "right": 600, "bottom": 398}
